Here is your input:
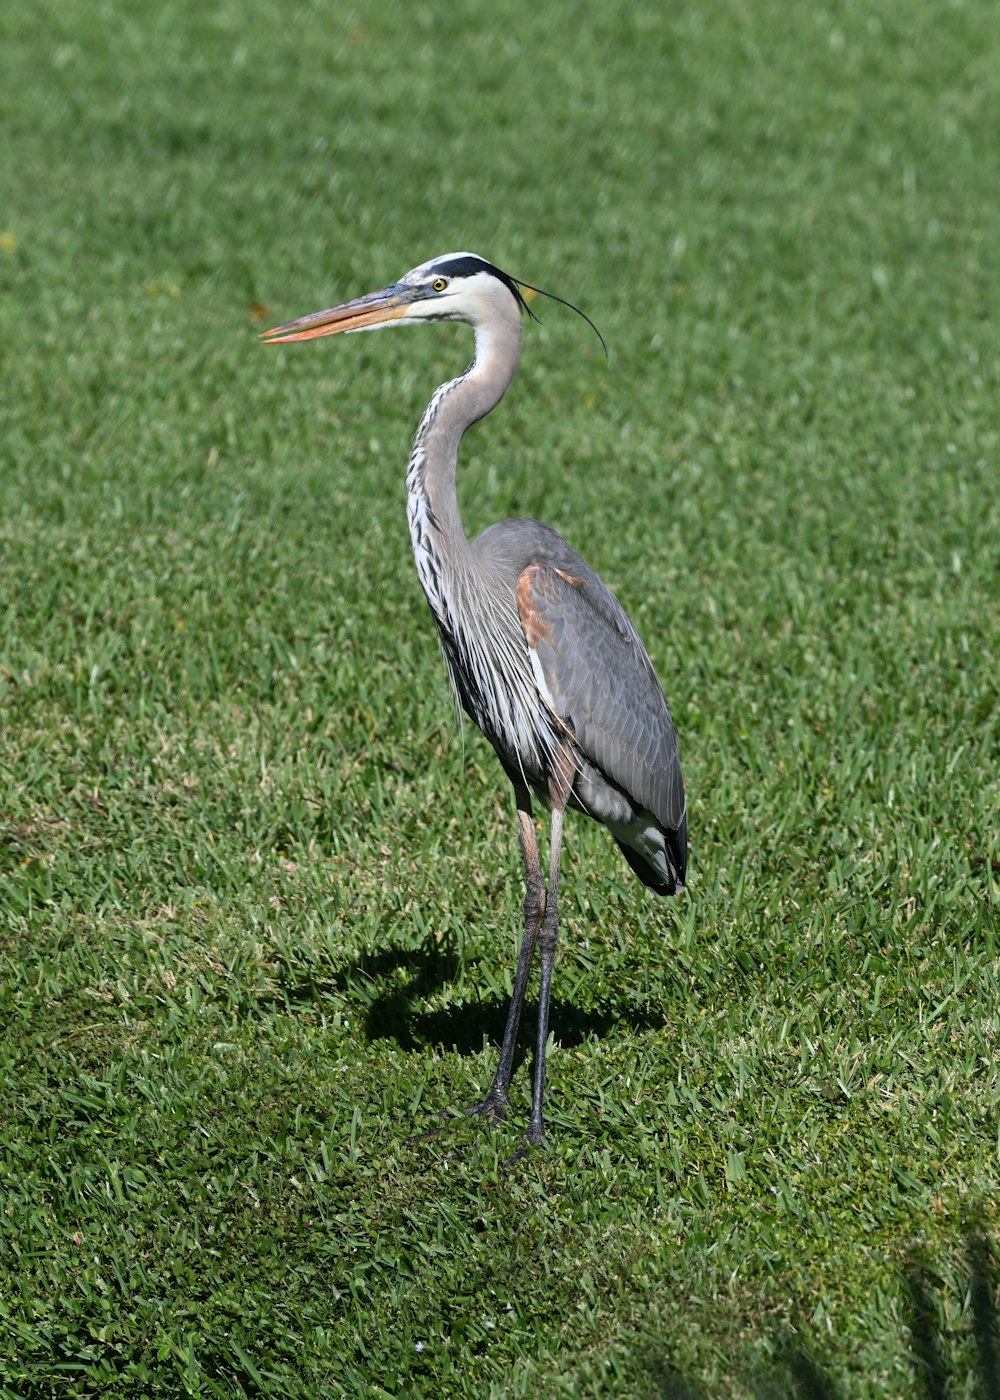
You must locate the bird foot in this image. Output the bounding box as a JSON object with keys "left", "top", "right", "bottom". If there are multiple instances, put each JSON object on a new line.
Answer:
{"left": 405, "top": 1087, "right": 508, "bottom": 1146}
{"left": 407, "top": 1090, "right": 545, "bottom": 1171}
{"left": 464, "top": 1088, "right": 509, "bottom": 1124}
{"left": 404, "top": 1109, "right": 462, "bottom": 1145}
{"left": 500, "top": 1121, "right": 545, "bottom": 1170}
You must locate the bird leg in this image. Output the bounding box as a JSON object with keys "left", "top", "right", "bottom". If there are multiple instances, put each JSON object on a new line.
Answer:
{"left": 468, "top": 781, "right": 546, "bottom": 1123}
{"left": 525, "top": 751, "right": 573, "bottom": 1149}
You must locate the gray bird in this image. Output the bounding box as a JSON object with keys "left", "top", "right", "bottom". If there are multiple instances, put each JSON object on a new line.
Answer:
{"left": 262, "top": 252, "right": 686, "bottom": 1152}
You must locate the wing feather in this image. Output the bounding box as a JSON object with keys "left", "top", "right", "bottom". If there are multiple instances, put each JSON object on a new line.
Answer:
{"left": 514, "top": 562, "right": 685, "bottom": 838}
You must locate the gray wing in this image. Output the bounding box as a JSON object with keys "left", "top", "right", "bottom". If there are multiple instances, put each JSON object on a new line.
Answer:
{"left": 514, "top": 561, "right": 686, "bottom": 838}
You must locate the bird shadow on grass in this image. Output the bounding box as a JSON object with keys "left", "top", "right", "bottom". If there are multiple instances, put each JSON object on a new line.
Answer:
{"left": 295, "top": 931, "right": 672, "bottom": 1057}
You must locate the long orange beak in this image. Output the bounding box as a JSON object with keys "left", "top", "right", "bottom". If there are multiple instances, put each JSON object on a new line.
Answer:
{"left": 260, "top": 284, "right": 415, "bottom": 343}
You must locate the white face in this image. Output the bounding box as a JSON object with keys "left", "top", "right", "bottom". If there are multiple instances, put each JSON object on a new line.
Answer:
{"left": 397, "top": 253, "right": 522, "bottom": 327}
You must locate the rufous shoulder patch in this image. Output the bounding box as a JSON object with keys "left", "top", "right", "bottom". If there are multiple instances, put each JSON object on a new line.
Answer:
{"left": 515, "top": 564, "right": 551, "bottom": 648}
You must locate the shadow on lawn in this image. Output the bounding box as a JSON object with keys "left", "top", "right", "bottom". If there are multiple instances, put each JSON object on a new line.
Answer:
{"left": 643, "top": 1231, "right": 999, "bottom": 1399}
{"left": 320, "top": 934, "right": 669, "bottom": 1055}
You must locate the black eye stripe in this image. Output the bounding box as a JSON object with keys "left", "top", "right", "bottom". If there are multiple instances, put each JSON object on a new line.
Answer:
{"left": 427, "top": 256, "right": 493, "bottom": 280}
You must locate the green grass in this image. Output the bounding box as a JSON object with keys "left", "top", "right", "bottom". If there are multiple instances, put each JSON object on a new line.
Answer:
{"left": 1, "top": 0, "right": 999, "bottom": 1394}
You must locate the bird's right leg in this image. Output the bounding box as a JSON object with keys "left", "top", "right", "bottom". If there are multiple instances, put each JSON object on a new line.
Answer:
{"left": 468, "top": 780, "right": 546, "bottom": 1122}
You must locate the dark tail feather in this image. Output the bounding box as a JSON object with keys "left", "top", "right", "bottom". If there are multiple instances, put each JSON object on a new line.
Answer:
{"left": 615, "top": 836, "right": 685, "bottom": 897}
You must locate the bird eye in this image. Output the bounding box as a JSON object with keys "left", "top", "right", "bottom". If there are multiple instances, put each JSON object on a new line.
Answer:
{"left": 432, "top": 277, "right": 447, "bottom": 292}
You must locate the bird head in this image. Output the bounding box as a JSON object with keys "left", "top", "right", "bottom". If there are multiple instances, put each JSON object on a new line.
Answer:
{"left": 259, "top": 252, "right": 606, "bottom": 353}
{"left": 259, "top": 252, "right": 529, "bottom": 344}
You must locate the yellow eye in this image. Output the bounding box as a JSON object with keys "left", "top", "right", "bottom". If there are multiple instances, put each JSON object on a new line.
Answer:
{"left": 432, "top": 277, "right": 447, "bottom": 292}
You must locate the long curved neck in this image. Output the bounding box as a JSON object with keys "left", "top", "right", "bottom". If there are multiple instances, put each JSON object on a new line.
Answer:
{"left": 406, "top": 309, "right": 522, "bottom": 622}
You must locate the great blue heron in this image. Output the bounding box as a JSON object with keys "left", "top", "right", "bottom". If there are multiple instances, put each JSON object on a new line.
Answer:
{"left": 262, "top": 252, "right": 686, "bottom": 1152}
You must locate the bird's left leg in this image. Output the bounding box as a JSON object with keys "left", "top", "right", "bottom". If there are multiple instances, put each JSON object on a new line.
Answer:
{"left": 525, "top": 747, "right": 574, "bottom": 1149}
{"left": 469, "top": 779, "right": 546, "bottom": 1122}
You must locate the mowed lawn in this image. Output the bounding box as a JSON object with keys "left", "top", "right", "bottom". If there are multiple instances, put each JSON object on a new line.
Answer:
{"left": 1, "top": 0, "right": 998, "bottom": 1395}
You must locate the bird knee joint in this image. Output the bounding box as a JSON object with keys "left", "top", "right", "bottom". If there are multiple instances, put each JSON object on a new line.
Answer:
{"left": 524, "top": 883, "right": 546, "bottom": 922}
